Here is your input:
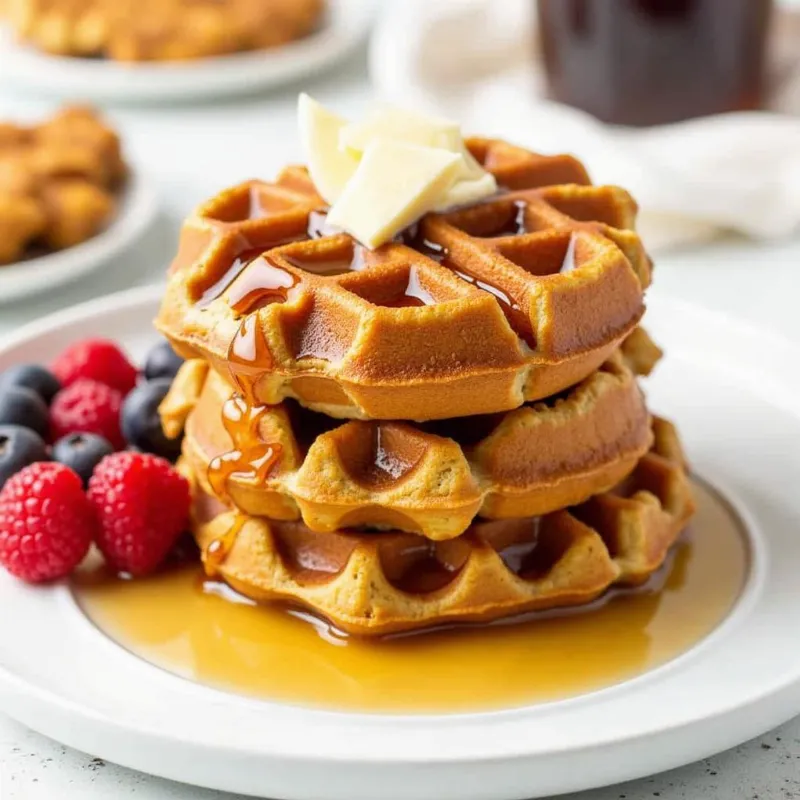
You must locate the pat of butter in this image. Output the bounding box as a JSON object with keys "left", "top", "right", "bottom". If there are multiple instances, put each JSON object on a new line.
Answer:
{"left": 458, "top": 145, "right": 489, "bottom": 180}
{"left": 340, "top": 107, "right": 462, "bottom": 156}
{"left": 298, "top": 93, "right": 359, "bottom": 204}
{"left": 298, "top": 95, "right": 497, "bottom": 247}
{"left": 436, "top": 172, "right": 498, "bottom": 211}
{"left": 326, "top": 140, "right": 462, "bottom": 249}
{"left": 341, "top": 108, "right": 486, "bottom": 183}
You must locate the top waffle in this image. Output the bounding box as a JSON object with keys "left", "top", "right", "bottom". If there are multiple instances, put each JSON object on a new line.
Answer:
{"left": 156, "top": 138, "right": 652, "bottom": 422}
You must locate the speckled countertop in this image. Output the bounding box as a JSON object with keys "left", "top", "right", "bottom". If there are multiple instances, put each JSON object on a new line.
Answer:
{"left": 3, "top": 714, "right": 800, "bottom": 799}
{"left": 1, "top": 43, "right": 800, "bottom": 800}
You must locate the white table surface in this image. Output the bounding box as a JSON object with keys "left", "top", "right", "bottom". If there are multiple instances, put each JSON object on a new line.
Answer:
{"left": 1, "top": 45, "right": 800, "bottom": 800}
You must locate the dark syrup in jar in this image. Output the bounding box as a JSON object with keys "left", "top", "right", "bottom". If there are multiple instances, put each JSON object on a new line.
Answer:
{"left": 537, "top": 0, "right": 773, "bottom": 126}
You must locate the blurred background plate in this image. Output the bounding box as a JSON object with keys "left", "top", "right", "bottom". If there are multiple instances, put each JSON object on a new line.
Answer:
{"left": 0, "top": 173, "right": 158, "bottom": 303}
{"left": 0, "top": 0, "right": 375, "bottom": 103}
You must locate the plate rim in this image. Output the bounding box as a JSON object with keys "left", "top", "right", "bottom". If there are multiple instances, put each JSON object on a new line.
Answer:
{"left": 2, "top": 287, "right": 800, "bottom": 799}
{"left": 0, "top": 175, "right": 158, "bottom": 303}
{"left": 0, "top": 464, "right": 774, "bottom": 763}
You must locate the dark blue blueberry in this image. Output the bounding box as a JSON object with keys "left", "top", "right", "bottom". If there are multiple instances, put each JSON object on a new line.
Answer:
{"left": 144, "top": 340, "right": 184, "bottom": 382}
{"left": 0, "top": 364, "right": 61, "bottom": 405}
{"left": 121, "top": 379, "right": 181, "bottom": 460}
{"left": 0, "top": 425, "right": 49, "bottom": 489}
{"left": 52, "top": 433, "right": 114, "bottom": 487}
{"left": 0, "top": 385, "right": 49, "bottom": 438}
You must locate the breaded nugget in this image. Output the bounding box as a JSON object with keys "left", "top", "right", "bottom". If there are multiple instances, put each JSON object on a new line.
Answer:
{"left": 7, "top": 0, "right": 324, "bottom": 61}
{"left": 34, "top": 105, "right": 125, "bottom": 186}
{"left": 0, "top": 192, "right": 47, "bottom": 264}
{"left": 40, "top": 178, "right": 114, "bottom": 249}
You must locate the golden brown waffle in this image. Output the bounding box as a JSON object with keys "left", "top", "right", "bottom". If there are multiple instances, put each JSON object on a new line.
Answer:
{"left": 167, "top": 346, "right": 653, "bottom": 541}
{"left": 184, "top": 417, "right": 694, "bottom": 636}
{"left": 6, "top": 0, "right": 324, "bottom": 60}
{"left": 0, "top": 106, "right": 123, "bottom": 264}
{"left": 156, "top": 138, "right": 652, "bottom": 421}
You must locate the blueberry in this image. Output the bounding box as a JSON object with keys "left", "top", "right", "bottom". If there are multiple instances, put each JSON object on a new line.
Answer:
{"left": 0, "top": 425, "right": 49, "bottom": 489}
{"left": 121, "top": 379, "right": 181, "bottom": 460}
{"left": 144, "top": 340, "right": 184, "bottom": 382}
{"left": 0, "top": 364, "right": 61, "bottom": 405}
{"left": 52, "top": 433, "right": 114, "bottom": 487}
{"left": 0, "top": 385, "right": 49, "bottom": 438}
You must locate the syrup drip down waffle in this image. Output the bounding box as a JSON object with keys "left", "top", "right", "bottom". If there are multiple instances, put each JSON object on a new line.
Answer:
{"left": 167, "top": 346, "right": 655, "bottom": 541}
{"left": 156, "top": 138, "right": 652, "bottom": 421}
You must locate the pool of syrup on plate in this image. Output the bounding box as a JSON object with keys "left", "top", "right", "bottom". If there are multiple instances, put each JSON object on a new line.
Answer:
{"left": 72, "top": 479, "right": 747, "bottom": 713}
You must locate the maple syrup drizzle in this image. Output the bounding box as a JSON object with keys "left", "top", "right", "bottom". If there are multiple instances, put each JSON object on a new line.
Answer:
{"left": 560, "top": 233, "right": 579, "bottom": 273}
{"left": 307, "top": 208, "right": 335, "bottom": 239}
{"left": 298, "top": 217, "right": 370, "bottom": 274}
{"left": 205, "top": 396, "right": 282, "bottom": 572}
{"left": 208, "top": 254, "right": 294, "bottom": 567}
{"left": 417, "top": 238, "right": 448, "bottom": 263}
{"left": 494, "top": 518, "right": 546, "bottom": 575}
{"left": 227, "top": 315, "right": 271, "bottom": 403}
{"left": 488, "top": 199, "right": 529, "bottom": 237}
{"left": 203, "top": 514, "right": 247, "bottom": 578}
{"left": 448, "top": 263, "right": 535, "bottom": 347}
{"left": 225, "top": 257, "right": 298, "bottom": 314}
{"left": 364, "top": 426, "right": 416, "bottom": 486}
{"left": 248, "top": 186, "right": 267, "bottom": 220}
{"left": 284, "top": 248, "right": 368, "bottom": 276}
{"left": 389, "top": 541, "right": 464, "bottom": 594}
{"left": 381, "top": 267, "right": 438, "bottom": 308}
{"left": 197, "top": 246, "right": 266, "bottom": 308}
{"left": 203, "top": 395, "right": 283, "bottom": 577}
{"left": 396, "top": 222, "right": 450, "bottom": 265}
{"left": 73, "top": 480, "right": 748, "bottom": 713}
{"left": 207, "top": 305, "right": 284, "bottom": 572}
{"left": 448, "top": 266, "right": 517, "bottom": 310}
{"left": 206, "top": 396, "right": 281, "bottom": 500}
{"left": 309, "top": 209, "right": 455, "bottom": 274}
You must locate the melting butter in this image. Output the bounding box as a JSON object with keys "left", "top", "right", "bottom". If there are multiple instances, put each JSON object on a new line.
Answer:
{"left": 297, "top": 94, "right": 497, "bottom": 247}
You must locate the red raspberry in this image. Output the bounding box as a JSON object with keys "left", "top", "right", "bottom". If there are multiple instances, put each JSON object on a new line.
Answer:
{"left": 87, "top": 452, "right": 190, "bottom": 577}
{"left": 52, "top": 339, "right": 137, "bottom": 396}
{"left": 0, "top": 463, "right": 95, "bottom": 582}
{"left": 50, "top": 379, "right": 124, "bottom": 449}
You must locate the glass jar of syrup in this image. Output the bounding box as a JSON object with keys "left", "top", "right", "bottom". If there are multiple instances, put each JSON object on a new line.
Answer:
{"left": 537, "top": 0, "right": 773, "bottom": 126}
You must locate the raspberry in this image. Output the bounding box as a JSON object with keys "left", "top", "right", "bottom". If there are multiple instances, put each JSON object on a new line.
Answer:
{"left": 88, "top": 452, "right": 190, "bottom": 577}
{"left": 52, "top": 339, "right": 137, "bottom": 396}
{"left": 0, "top": 463, "right": 95, "bottom": 582}
{"left": 50, "top": 379, "right": 124, "bottom": 450}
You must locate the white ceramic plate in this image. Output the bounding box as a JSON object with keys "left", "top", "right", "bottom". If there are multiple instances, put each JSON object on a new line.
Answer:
{"left": 0, "top": 0, "right": 374, "bottom": 103}
{"left": 1, "top": 286, "right": 800, "bottom": 800}
{"left": 0, "top": 175, "right": 158, "bottom": 303}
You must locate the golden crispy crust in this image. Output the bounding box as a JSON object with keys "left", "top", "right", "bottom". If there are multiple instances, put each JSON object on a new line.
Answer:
{"left": 156, "top": 138, "right": 651, "bottom": 421}
{"left": 168, "top": 347, "right": 655, "bottom": 540}
{"left": 185, "top": 417, "right": 694, "bottom": 636}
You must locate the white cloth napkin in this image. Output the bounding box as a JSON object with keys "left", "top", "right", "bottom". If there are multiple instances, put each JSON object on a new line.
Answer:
{"left": 369, "top": 0, "right": 800, "bottom": 250}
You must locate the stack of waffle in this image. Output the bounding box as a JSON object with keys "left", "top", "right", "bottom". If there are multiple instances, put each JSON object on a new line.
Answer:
{"left": 157, "top": 137, "right": 695, "bottom": 636}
